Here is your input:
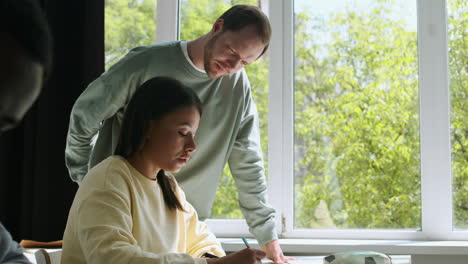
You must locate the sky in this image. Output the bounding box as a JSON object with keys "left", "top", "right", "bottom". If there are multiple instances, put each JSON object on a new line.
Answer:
{"left": 294, "top": 0, "right": 417, "bottom": 32}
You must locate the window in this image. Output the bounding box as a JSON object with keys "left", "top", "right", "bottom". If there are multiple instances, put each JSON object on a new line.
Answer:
{"left": 105, "top": 0, "right": 468, "bottom": 241}
{"left": 293, "top": 1, "right": 420, "bottom": 230}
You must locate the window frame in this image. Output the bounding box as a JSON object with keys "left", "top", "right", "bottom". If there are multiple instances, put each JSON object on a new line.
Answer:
{"left": 156, "top": 0, "right": 179, "bottom": 43}
{"left": 157, "top": 0, "right": 468, "bottom": 241}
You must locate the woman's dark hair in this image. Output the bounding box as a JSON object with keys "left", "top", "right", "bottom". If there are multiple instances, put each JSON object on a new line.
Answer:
{"left": 115, "top": 77, "right": 202, "bottom": 211}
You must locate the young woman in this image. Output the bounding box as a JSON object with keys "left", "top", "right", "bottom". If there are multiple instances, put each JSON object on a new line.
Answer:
{"left": 61, "top": 77, "right": 265, "bottom": 264}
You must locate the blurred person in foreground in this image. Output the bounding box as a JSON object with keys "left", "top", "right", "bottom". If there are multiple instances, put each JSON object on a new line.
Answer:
{"left": 0, "top": 0, "right": 53, "bottom": 262}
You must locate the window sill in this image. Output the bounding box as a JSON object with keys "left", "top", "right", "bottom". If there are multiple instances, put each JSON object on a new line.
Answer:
{"left": 219, "top": 238, "right": 468, "bottom": 255}
{"left": 219, "top": 238, "right": 468, "bottom": 264}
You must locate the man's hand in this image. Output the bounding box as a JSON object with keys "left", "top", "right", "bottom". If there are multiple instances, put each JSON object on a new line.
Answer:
{"left": 262, "top": 240, "right": 297, "bottom": 264}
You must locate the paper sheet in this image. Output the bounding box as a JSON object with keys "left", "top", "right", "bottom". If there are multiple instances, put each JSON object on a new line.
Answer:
{"left": 261, "top": 256, "right": 324, "bottom": 264}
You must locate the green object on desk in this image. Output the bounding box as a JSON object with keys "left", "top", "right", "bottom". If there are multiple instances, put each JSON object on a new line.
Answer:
{"left": 323, "top": 251, "right": 392, "bottom": 264}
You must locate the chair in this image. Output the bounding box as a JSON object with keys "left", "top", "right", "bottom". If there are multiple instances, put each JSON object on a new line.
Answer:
{"left": 20, "top": 240, "right": 63, "bottom": 264}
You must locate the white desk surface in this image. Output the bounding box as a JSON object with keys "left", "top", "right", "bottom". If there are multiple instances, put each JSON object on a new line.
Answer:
{"left": 261, "top": 255, "right": 411, "bottom": 264}
{"left": 261, "top": 256, "right": 323, "bottom": 264}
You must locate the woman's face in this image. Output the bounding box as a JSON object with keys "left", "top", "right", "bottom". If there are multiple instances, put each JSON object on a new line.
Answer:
{"left": 141, "top": 105, "right": 200, "bottom": 173}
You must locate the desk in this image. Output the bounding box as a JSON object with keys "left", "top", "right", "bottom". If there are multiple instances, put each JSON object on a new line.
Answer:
{"left": 261, "top": 256, "right": 323, "bottom": 263}
{"left": 220, "top": 238, "right": 468, "bottom": 264}
{"left": 261, "top": 255, "right": 411, "bottom": 264}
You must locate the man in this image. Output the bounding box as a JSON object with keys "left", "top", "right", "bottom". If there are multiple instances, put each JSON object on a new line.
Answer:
{"left": 0, "top": 0, "right": 53, "bottom": 262}
{"left": 66, "top": 5, "right": 292, "bottom": 263}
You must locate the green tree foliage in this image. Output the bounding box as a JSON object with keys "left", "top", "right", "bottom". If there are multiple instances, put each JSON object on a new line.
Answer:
{"left": 105, "top": 0, "right": 157, "bottom": 70}
{"left": 294, "top": 3, "right": 421, "bottom": 228}
{"left": 448, "top": 0, "right": 468, "bottom": 229}
{"left": 295, "top": 0, "right": 467, "bottom": 229}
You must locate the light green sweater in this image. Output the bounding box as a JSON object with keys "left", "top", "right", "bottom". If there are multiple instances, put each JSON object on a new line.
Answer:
{"left": 65, "top": 41, "right": 277, "bottom": 245}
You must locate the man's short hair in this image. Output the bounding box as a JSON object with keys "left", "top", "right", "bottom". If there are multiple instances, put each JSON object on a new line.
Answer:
{"left": 218, "top": 5, "right": 271, "bottom": 57}
{"left": 0, "top": 0, "right": 53, "bottom": 76}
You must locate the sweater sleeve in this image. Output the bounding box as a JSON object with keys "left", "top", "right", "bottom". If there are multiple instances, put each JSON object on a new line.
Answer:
{"left": 65, "top": 50, "right": 147, "bottom": 183}
{"left": 76, "top": 189, "right": 206, "bottom": 264}
{"left": 228, "top": 80, "right": 278, "bottom": 246}
{"left": 181, "top": 190, "right": 226, "bottom": 258}
{"left": 0, "top": 222, "right": 31, "bottom": 264}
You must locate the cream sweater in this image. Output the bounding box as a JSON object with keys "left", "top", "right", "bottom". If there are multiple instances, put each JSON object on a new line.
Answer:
{"left": 61, "top": 156, "right": 225, "bottom": 264}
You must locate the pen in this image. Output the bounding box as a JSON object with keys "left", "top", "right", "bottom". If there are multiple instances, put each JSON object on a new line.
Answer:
{"left": 241, "top": 237, "right": 250, "bottom": 248}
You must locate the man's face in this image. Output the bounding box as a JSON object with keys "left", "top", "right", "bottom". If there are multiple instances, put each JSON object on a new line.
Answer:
{"left": 0, "top": 33, "right": 44, "bottom": 133}
{"left": 204, "top": 24, "right": 266, "bottom": 79}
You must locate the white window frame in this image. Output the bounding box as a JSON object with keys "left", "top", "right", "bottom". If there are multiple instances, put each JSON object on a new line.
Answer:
{"left": 157, "top": 0, "right": 468, "bottom": 241}
{"left": 156, "top": 0, "right": 179, "bottom": 43}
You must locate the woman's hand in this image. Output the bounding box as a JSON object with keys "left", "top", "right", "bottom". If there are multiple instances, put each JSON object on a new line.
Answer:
{"left": 205, "top": 248, "right": 266, "bottom": 264}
